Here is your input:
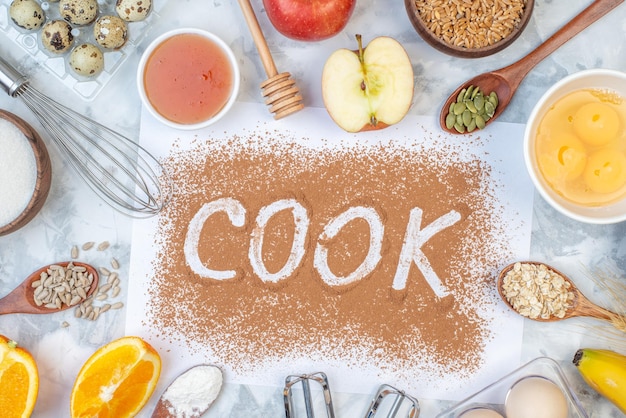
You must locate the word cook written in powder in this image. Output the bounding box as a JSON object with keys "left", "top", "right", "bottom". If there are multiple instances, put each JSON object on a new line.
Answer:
{"left": 184, "top": 197, "right": 461, "bottom": 298}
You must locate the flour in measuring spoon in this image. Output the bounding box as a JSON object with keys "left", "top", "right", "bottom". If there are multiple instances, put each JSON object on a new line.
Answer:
{"left": 162, "top": 365, "right": 223, "bottom": 417}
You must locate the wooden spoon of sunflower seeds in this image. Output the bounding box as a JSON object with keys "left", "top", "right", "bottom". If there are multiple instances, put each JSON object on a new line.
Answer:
{"left": 0, "top": 261, "right": 98, "bottom": 315}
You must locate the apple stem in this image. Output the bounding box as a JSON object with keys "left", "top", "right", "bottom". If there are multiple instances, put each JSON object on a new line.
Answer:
{"left": 356, "top": 34, "right": 364, "bottom": 65}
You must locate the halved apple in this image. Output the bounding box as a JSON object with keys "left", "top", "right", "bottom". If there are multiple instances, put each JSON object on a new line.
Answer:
{"left": 322, "top": 35, "right": 414, "bottom": 133}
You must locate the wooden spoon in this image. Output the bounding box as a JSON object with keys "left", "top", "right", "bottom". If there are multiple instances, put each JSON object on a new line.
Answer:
{"left": 497, "top": 261, "right": 624, "bottom": 328}
{"left": 0, "top": 261, "right": 98, "bottom": 315}
{"left": 440, "top": 0, "right": 625, "bottom": 135}
{"left": 151, "top": 364, "right": 223, "bottom": 418}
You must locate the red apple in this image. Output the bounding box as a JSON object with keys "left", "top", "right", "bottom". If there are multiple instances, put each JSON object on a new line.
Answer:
{"left": 262, "top": 0, "right": 356, "bottom": 41}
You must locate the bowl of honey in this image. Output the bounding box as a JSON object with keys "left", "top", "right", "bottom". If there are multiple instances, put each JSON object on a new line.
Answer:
{"left": 524, "top": 69, "right": 626, "bottom": 224}
{"left": 137, "top": 28, "right": 240, "bottom": 130}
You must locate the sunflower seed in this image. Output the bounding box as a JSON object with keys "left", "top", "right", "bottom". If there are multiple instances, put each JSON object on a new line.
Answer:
{"left": 97, "top": 241, "right": 110, "bottom": 251}
{"left": 110, "top": 258, "right": 120, "bottom": 270}
{"left": 82, "top": 241, "right": 95, "bottom": 250}
{"left": 71, "top": 245, "right": 79, "bottom": 259}
{"left": 107, "top": 272, "right": 118, "bottom": 285}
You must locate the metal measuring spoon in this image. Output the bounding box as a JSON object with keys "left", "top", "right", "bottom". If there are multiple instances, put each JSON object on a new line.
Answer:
{"left": 152, "top": 364, "right": 223, "bottom": 418}
{"left": 497, "top": 261, "right": 623, "bottom": 326}
{"left": 0, "top": 261, "right": 98, "bottom": 315}
{"left": 440, "top": 0, "right": 624, "bottom": 135}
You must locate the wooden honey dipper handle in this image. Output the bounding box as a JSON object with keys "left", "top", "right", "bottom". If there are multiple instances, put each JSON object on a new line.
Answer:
{"left": 236, "top": 0, "right": 304, "bottom": 119}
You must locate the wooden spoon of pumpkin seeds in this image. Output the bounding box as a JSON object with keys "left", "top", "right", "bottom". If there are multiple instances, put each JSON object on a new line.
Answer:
{"left": 440, "top": 0, "right": 624, "bottom": 134}
{"left": 0, "top": 261, "right": 98, "bottom": 315}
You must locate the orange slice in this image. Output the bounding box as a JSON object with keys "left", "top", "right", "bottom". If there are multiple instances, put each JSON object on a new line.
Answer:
{"left": 0, "top": 334, "right": 39, "bottom": 418}
{"left": 70, "top": 336, "right": 161, "bottom": 418}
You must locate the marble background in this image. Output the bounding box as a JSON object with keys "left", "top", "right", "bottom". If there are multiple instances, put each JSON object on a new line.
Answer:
{"left": 1, "top": 0, "right": 625, "bottom": 416}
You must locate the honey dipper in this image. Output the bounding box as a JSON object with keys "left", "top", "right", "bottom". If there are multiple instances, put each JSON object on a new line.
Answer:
{"left": 236, "top": 0, "right": 304, "bottom": 119}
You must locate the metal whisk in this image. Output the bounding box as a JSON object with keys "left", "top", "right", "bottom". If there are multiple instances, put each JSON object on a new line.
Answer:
{"left": 0, "top": 56, "right": 171, "bottom": 217}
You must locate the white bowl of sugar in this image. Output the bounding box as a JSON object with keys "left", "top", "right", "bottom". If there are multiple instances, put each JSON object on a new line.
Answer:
{"left": 0, "top": 110, "right": 51, "bottom": 236}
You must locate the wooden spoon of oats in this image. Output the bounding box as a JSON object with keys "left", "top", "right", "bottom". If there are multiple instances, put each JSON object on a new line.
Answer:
{"left": 497, "top": 261, "right": 625, "bottom": 332}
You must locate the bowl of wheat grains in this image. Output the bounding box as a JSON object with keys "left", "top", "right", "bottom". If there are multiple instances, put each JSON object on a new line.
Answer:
{"left": 405, "top": 0, "right": 534, "bottom": 58}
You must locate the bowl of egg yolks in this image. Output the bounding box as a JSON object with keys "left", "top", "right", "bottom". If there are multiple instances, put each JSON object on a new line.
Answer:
{"left": 524, "top": 69, "right": 626, "bottom": 224}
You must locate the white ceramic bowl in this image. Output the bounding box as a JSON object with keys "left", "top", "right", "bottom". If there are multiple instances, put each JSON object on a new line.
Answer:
{"left": 137, "top": 28, "right": 240, "bottom": 130}
{"left": 524, "top": 69, "right": 626, "bottom": 225}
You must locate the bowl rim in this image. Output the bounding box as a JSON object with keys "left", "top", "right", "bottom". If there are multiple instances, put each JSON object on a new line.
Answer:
{"left": 137, "top": 27, "right": 241, "bottom": 131}
{"left": 523, "top": 68, "right": 626, "bottom": 225}
{"left": 0, "top": 110, "right": 52, "bottom": 236}
{"left": 404, "top": 0, "right": 535, "bottom": 58}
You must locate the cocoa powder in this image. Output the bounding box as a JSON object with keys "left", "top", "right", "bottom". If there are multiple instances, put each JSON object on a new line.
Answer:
{"left": 146, "top": 129, "right": 512, "bottom": 385}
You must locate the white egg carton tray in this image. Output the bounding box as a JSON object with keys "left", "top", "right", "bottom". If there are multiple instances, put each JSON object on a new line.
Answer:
{"left": 0, "top": 0, "right": 164, "bottom": 100}
{"left": 436, "top": 357, "right": 589, "bottom": 418}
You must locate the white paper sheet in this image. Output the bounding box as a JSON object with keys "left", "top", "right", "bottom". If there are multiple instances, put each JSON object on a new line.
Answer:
{"left": 126, "top": 102, "right": 533, "bottom": 402}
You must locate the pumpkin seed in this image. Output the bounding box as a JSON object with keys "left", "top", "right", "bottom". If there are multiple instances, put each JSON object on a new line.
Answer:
{"left": 453, "top": 102, "right": 466, "bottom": 115}
{"left": 445, "top": 113, "right": 456, "bottom": 129}
{"left": 462, "top": 109, "right": 472, "bottom": 126}
{"left": 485, "top": 101, "right": 496, "bottom": 117}
{"left": 475, "top": 114, "right": 486, "bottom": 129}
{"left": 457, "top": 88, "right": 466, "bottom": 103}
{"left": 445, "top": 85, "right": 498, "bottom": 132}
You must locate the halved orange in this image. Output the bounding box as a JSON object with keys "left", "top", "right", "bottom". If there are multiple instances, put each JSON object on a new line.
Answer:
{"left": 0, "top": 334, "right": 39, "bottom": 418}
{"left": 70, "top": 336, "right": 161, "bottom": 418}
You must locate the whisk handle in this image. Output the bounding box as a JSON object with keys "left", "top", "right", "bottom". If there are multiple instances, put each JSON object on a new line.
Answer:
{"left": 0, "top": 55, "right": 28, "bottom": 97}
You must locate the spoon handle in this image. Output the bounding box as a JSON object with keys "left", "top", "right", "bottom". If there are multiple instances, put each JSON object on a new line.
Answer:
{"left": 497, "top": 0, "right": 624, "bottom": 86}
{"left": 576, "top": 293, "right": 623, "bottom": 323}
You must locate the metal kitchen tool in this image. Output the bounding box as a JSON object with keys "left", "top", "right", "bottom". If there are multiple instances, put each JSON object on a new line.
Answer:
{"left": 284, "top": 372, "right": 336, "bottom": 418}
{"left": 363, "top": 384, "right": 420, "bottom": 418}
{"left": 0, "top": 55, "right": 172, "bottom": 217}
{"left": 236, "top": 0, "right": 304, "bottom": 120}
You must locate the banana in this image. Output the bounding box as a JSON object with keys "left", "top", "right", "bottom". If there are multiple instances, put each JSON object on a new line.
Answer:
{"left": 573, "top": 348, "right": 626, "bottom": 414}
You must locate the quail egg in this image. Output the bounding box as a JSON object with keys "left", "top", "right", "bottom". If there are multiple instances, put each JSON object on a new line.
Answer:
{"left": 69, "top": 43, "right": 104, "bottom": 77}
{"left": 9, "top": 0, "right": 45, "bottom": 31}
{"left": 115, "top": 0, "right": 151, "bottom": 22}
{"left": 59, "top": 0, "right": 98, "bottom": 26}
{"left": 41, "top": 20, "right": 74, "bottom": 54}
{"left": 93, "top": 15, "right": 128, "bottom": 49}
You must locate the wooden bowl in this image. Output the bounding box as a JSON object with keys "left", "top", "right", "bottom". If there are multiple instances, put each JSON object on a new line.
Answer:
{"left": 405, "top": 0, "right": 534, "bottom": 58}
{"left": 0, "top": 110, "right": 52, "bottom": 236}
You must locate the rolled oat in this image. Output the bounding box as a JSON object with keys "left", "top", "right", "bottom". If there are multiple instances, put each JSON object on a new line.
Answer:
{"left": 501, "top": 262, "right": 575, "bottom": 320}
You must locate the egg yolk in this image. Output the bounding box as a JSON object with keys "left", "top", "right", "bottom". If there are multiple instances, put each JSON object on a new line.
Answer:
{"left": 583, "top": 149, "right": 626, "bottom": 194}
{"left": 537, "top": 132, "right": 587, "bottom": 182}
{"left": 573, "top": 102, "right": 620, "bottom": 146}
